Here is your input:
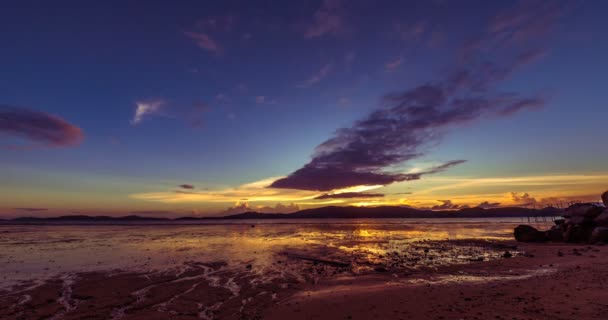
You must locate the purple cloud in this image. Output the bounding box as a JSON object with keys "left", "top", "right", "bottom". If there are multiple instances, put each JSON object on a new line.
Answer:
{"left": 385, "top": 56, "right": 404, "bottom": 72}
{"left": 0, "top": 106, "right": 84, "bottom": 148}
{"left": 298, "top": 63, "right": 333, "bottom": 88}
{"left": 314, "top": 192, "right": 384, "bottom": 200}
{"left": 184, "top": 31, "right": 222, "bottom": 54}
{"left": 304, "top": 0, "right": 345, "bottom": 39}
{"left": 179, "top": 184, "right": 195, "bottom": 189}
{"left": 270, "top": 3, "right": 557, "bottom": 192}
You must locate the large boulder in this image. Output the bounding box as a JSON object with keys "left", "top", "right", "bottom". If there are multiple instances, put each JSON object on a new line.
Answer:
{"left": 590, "top": 227, "right": 608, "bottom": 243}
{"left": 602, "top": 190, "right": 608, "bottom": 207}
{"left": 545, "top": 225, "right": 564, "bottom": 242}
{"left": 595, "top": 210, "right": 608, "bottom": 226}
{"left": 514, "top": 225, "right": 547, "bottom": 242}
{"left": 563, "top": 224, "right": 595, "bottom": 243}
{"left": 564, "top": 203, "right": 603, "bottom": 220}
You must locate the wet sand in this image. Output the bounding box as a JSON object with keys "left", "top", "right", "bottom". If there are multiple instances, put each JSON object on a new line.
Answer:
{"left": 2, "top": 241, "right": 607, "bottom": 319}
{"left": 3, "top": 221, "right": 605, "bottom": 319}
{"left": 266, "top": 243, "right": 608, "bottom": 320}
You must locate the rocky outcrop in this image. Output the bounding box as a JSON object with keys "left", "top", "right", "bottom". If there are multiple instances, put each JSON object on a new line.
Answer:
{"left": 590, "top": 227, "right": 608, "bottom": 243}
{"left": 595, "top": 210, "right": 608, "bottom": 226}
{"left": 602, "top": 191, "right": 608, "bottom": 207}
{"left": 515, "top": 191, "right": 608, "bottom": 244}
{"left": 514, "top": 225, "right": 547, "bottom": 242}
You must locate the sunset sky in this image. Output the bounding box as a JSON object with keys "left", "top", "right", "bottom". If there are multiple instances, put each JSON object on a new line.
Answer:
{"left": 1, "top": 0, "right": 607, "bottom": 217}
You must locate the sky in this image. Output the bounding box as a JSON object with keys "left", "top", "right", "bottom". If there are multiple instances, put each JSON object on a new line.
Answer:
{"left": 1, "top": 0, "right": 607, "bottom": 217}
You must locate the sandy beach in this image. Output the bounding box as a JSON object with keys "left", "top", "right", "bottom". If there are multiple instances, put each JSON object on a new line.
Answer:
{"left": 1, "top": 222, "right": 606, "bottom": 320}
{"left": 266, "top": 243, "right": 608, "bottom": 320}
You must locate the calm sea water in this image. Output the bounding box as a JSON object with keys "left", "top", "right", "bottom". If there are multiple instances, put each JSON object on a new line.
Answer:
{"left": 0, "top": 218, "right": 553, "bottom": 290}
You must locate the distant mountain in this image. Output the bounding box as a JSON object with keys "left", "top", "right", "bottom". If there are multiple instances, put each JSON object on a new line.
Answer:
{"left": 222, "top": 205, "right": 562, "bottom": 219}
{"left": 11, "top": 215, "right": 169, "bottom": 222}
{"left": 1, "top": 206, "right": 563, "bottom": 223}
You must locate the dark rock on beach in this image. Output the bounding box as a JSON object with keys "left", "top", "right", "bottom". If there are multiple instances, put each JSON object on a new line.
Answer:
{"left": 514, "top": 225, "right": 547, "bottom": 242}
{"left": 515, "top": 191, "right": 608, "bottom": 244}
{"left": 590, "top": 227, "right": 608, "bottom": 244}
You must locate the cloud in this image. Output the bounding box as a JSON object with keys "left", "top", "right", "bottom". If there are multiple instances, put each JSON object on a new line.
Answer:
{"left": 476, "top": 201, "right": 501, "bottom": 209}
{"left": 183, "top": 15, "right": 238, "bottom": 54}
{"left": 489, "top": 1, "right": 561, "bottom": 44}
{"left": 14, "top": 207, "right": 48, "bottom": 212}
{"left": 314, "top": 192, "right": 384, "bottom": 200}
{"left": 304, "top": 0, "right": 345, "bottom": 39}
{"left": 0, "top": 106, "right": 84, "bottom": 148}
{"left": 130, "top": 210, "right": 172, "bottom": 215}
{"left": 298, "top": 63, "right": 332, "bottom": 88}
{"left": 131, "top": 100, "right": 164, "bottom": 125}
{"left": 132, "top": 177, "right": 319, "bottom": 203}
{"left": 431, "top": 200, "right": 469, "bottom": 210}
{"left": 179, "top": 184, "right": 195, "bottom": 189}
{"left": 184, "top": 31, "right": 221, "bottom": 54}
{"left": 255, "top": 96, "right": 265, "bottom": 104}
{"left": 385, "top": 56, "right": 403, "bottom": 71}
{"left": 219, "top": 201, "right": 300, "bottom": 215}
{"left": 131, "top": 100, "right": 209, "bottom": 128}
{"left": 510, "top": 192, "right": 538, "bottom": 206}
{"left": 270, "top": 3, "right": 557, "bottom": 192}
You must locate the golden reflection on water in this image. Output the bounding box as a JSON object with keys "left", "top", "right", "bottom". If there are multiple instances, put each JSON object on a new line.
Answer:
{"left": 0, "top": 219, "right": 539, "bottom": 289}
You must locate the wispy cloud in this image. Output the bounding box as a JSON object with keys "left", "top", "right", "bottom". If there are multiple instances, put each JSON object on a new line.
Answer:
{"left": 184, "top": 31, "right": 222, "bottom": 54}
{"left": 131, "top": 100, "right": 209, "bottom": 128}
{"left": 304, "top": 0, "right": 345, "bottom": 39}
{"left": 179, "top": 184, "right": 195, "bottom": 189}
{"left": 298, "top": 63, "right": 332, "bottom": 88}
{"left": 131, "top": 100, "right": 164, "bottom": 125}
{"left": 314, "top": 192, "right": 384, "bottom": 200}
{"left": 184, "top": 14, "right": 237, "bottom": 54}
{"left": 0, "top": 105, "right": 84, "bottom": 148}
{"left": 385, "top": 56, "right": 403, "bottom": 71}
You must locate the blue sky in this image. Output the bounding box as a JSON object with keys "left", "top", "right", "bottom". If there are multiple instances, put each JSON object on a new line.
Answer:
{"left": 1, "top": 0, "right": 607, "bottom": 216}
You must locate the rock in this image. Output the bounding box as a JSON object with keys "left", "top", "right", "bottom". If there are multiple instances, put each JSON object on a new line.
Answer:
{"left": 502, "top": 251, "right": 513, "bottom": 258}
{"left": 514, "top": 225, "right": 547, "bottom": 242}
{"left": 545, "top": 225, "right": 564, "bottom": 242}
{"left": 590, "top": 227, "right": 608, "bottom": 243}
{"left": 602, "top": 191, "right": 608, "bottom": 207}
{"left": 594, "top": 210, "right": 608, "bottom": 226}
{"left": 374, "top": 267, "right": 389, "bottom": 272}
{"left": 563, "top": 224, "right": 595, "bottom": 243}
{"left": 565, "top": 215, "right": 589, "bottom": 226}
{"left": 564, "top": 203, "right": 604, "bottom": 220}
{"left": 554, "top": 218, "right": 565, "bottom": 226}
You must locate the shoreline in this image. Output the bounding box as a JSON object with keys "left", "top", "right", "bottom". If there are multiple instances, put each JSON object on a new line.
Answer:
{"left": 266, "top": 242, "right": 608, "bottom": 320}
{"left": 2, "top": 240, "right": 607, "bottom": 319}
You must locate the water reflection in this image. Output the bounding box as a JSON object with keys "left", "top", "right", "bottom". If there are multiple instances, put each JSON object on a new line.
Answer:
{"left": 0, "top": 219, "right": 533, "bottom": 289}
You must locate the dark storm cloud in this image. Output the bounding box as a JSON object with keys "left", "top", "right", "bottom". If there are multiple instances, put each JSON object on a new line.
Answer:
{"left": 270, "top": 3, "right": 557, "bottom": 192}
{"left": 314, "top": 192, "right": 384, "bottom": 200}
{"left": 0, "top": 106, "right": 84, "bottom": 148}
{"left": 179, "top": 184, "right": 195, "bottom": 189}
